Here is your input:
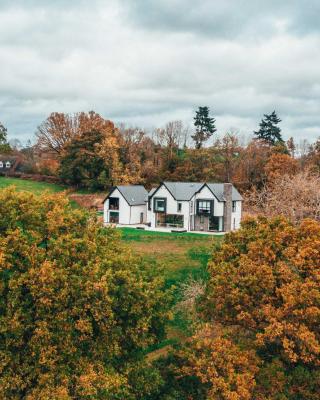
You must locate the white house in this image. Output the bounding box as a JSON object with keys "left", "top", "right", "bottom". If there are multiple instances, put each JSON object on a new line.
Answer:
{"left": 104, "top": 182, "right": 242, "bottom": 233}
{"left": 103, "top": 185, "right": 148, "bottom": 225}
{"left": 147, "top": 181, "right": 242, "bottom": 232}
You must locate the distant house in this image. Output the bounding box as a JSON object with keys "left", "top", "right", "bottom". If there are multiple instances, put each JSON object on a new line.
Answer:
{"left": 147, "top": 182, "right": 242, "bottom": 232}
{"left": 0, "top": 155, "right": 20, "bottom": 173}
{"left": 104, "top": 182, "right": 242, "bottom": 233}
{"left": 103, "top": 185, "right": 148, "bottom": 225}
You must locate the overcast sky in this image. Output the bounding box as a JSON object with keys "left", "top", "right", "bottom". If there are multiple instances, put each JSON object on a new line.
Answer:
{"left": 1, "top": 0, "right": 320, "bottom": 144}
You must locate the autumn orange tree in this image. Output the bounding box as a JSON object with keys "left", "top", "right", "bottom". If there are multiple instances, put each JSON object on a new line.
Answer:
{"left": 0, "top": 188, "right": 170, "bottom": 399}
{"left": 158, "top": 217, "right": 320, "bottom": 399}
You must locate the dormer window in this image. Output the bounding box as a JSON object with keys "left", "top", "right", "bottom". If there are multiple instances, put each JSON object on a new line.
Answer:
{"left": 0, "top": 161, "right": 3, "bottom": 168}
{"left": 5, "top": 161, "right": 11, "bottom": 168}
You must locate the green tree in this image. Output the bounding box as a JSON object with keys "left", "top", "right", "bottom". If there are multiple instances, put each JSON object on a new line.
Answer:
{"left": 254, "top": 111, "right": 283, "bottom": 145}
{"left": 59, "top": 129, "right": 112, "bottom": 190}
{"left": 0, "top": 188, "right": 170, "bottom": 399}
{"left": 0, "top": 121, "right": 11, "bottom": 153}
{"left": 192, "top": 107, "right": 216, "bottom": 149}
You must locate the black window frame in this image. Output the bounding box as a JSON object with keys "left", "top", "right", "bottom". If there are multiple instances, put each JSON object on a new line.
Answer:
{"left": 232, "top": 201, "right": 236, "bottom": 212}
{"left": 196, "top": 199, "right": 213, "bottom": 215}
{"left": 154, "top": 197, "right": 167, "bottom": 213}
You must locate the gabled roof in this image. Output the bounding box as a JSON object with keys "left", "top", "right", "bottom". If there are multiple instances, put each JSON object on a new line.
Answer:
{"left": 106, "top": 185, "right": 148, "bottom": 206}
{"left": 151, "top": 181, "right": 243, "bottom": 202}
{"left": 206, "top": 183, "right": 243, "bottom": 201}
{"left": 163, "top": 182, "right": 203, "bottom": 201}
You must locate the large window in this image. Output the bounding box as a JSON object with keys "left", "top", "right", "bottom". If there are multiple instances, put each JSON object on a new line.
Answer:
{"left": 154, "top": 198, "right": 166, "bottom": 213}
{"left": 109, "top": 211, "right": 119, "bottom": 223}
{"left": 197, "top": 200, "right": 213, "bottom": 215}
{"left": 156, "top": 214, "right": 183, "bottom": 228}
{"left": 109, "top": 197, "right": 119, "bottom": 210}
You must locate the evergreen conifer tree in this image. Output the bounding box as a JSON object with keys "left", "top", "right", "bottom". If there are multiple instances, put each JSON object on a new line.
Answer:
{"left": 254, "top": 111, "right": 283, "bottom": 145}
{"left": 192, "top": 106, "right": 216, "bottom": 149}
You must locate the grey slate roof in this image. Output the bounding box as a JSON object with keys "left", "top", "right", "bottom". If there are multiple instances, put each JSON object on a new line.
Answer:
{"left": 206, "top": 183, "right": 243, "bottom": 202}
{"left": 114, "top": 185, "right": 148, "bottom": 206}
{"left": 160, "top": 181, "right": 242, "bottom": 201}
{"left": 164, "top": 182, "right": 203, "bottom": 201}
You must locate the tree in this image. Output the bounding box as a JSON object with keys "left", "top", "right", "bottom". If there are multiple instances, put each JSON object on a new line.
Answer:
{"left": 36, "top": 111, "right": 117, "bottom": 156}
{"left": 58, "top": 129, "right": 121, "bottom": 190}
{"left": 246, "top": 170, "right": 320, "bottom": 223}
{"left": 264, "top": 152, "right": 298, "bottom": 182}
{"left": 287, "top": 136, "right": 296, "bottom": 157}
{"left": 254, "top": 111, "right": 283, "bottom": 145}
{"left": 212, "top": 132, "right": 241, "bottom": 182}
{"left": 192, "top": 107, "right": 216, "bottom": 149}
{"left": 0, "top": 121, "right": 11, "bottom": 153}
{"left": 0, "top": 188, "right": 170, "bottom": 399}
{"left": 174, "top": 217, "right": 320, "bottom": 399}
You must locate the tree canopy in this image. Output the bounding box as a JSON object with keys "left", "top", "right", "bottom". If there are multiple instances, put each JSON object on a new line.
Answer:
{"left": 254, "top": 111, "right": 283, "bottom": 145}
{"left": 0, "top": 188, "right": 170, "bottom": 399}
{"left": 192, "top": 106, "right": 216, "bottom": 149}
{"left": 171, "top": 217, "right": 320, "bottom": 399}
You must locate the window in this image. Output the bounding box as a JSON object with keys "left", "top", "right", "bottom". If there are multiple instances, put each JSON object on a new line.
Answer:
{"left": 197, "top": 200, "right": 212, "bottom": 215}
{"left": 177, "top": 202, "right": 182, "bottom": 212}
{"left": 156, "top": 213, "right": 183, "bottom": 228}
{"left": 154, "top": 198, "right": 166, "bottom": 213}
{"left": 190, "top": 201, "right": 193, "bottom": 214}
{"left": 232, "top": 201, "right": 236, "bottom": 212}
{"left": 109, "top": 197, "right": 119, "bottom": 210}
{"left": 109, "top": 211, "right": 119, "bottom": 223}
{"left": 0, "top": 161, "right": 3, "bottom": 168}
{"left": 5, "top": 161, "right": 11, "bottom": 168}
{"left": 148, "top": 196, "right": 152, "bottom": 211}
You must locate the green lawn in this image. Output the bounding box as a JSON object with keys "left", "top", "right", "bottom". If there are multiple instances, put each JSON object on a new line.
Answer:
{"left": 0, "top": 176, "right": 67, "bottom": 194}
{"left": 119, "top": 228, "right": 223, "bottom": 355}
{"left": 0, "top": 177, "right": 83, "bottom": 208}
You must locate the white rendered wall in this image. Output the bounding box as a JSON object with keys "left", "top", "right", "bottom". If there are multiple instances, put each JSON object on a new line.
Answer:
{"left": 130, "top": 204, "right": 147, "bottom": 224}
{"left": 149, "top": 185, "right": 190, "bottom": 229}
{"left": 193, "top": 185, "right": 224, "bottom": 216}
{"left": 231, "top": 200, "right": 242, "bottom": 230}
{"left": 104, "top": 188, "right": 130, "bottom": 224}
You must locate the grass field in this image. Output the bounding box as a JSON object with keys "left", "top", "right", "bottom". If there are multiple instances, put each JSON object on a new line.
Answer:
{"left": 0, "top": 176, "right": 67, "bottom": 194}
{"left": 119, "top": 227, "right": 223, "bottom": 356}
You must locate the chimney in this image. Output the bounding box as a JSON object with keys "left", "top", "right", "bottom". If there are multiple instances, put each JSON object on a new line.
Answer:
{"left": 223, "top": 183, "right": 232, "bottom": 232}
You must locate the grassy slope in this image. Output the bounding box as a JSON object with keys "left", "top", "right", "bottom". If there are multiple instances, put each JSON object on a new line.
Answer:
{"left": 0, "top": 177, "right": 67, "bottom": 194}
{"left": 0, "top": 177, "right": 82, "bottom": 208}
{"left": 119, "top": 228, "right": 223, "bottom": 354}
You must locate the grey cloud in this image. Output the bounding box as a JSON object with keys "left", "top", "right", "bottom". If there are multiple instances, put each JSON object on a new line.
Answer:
{"left": 124, "top": 0, "right": 320, "bottom": 38}
{"left": 0, "top": 0, "right": 319, "bottom": 144}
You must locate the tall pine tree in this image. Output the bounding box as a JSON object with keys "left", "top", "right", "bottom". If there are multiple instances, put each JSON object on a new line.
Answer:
{"left": 192, "top": 106, "right": 216, "bottom": 149}
{"left": 254, "top": 111, "right": 283, "bottom": 145}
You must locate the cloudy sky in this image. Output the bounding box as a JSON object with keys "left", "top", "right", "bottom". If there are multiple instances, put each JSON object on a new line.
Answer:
{"left": 1, "top": 0, "right": 320, "bottom": 144}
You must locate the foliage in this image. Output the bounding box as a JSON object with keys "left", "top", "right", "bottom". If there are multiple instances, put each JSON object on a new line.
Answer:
{"left": 179, "top": 216, "right": 320, "bottom": 399}
{"left": 254, "top": 111, "right": 283, "bottom": 145}
{"left": 192, "top": 107, "right": 216, "bottom": 149}
{"left": 0, "top": 121, "right": 11, "bottom": 153}
{"left": 0, "top": 188, "right": 170, "bottom": 399}
{"left": 264, "top": 152, "right": 298, "bottom": 182}
{"left": 246, "top": 170, "right": 320, "bottom": 223}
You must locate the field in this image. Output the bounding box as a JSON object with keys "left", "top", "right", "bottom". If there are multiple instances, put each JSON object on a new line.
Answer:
{"left": 0, "top": 177, "right": 105, "bottom": 209}
{"left": 0, "top": 176, "right": 67, "bottom": 194}
{"left": 119, "top": 227, "right": 223, "bottom": 357}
